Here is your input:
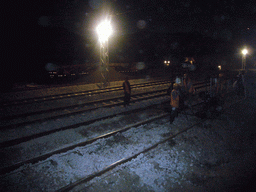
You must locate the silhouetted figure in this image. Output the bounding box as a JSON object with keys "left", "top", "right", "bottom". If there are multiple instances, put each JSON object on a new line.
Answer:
{"left": 123, "top": 77, "right": 131, "bottom": 107}
{"left": 234, "top": 72, "right": 245, "bottom": 97}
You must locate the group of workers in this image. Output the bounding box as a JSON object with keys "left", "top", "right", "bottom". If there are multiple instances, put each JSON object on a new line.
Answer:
{"left": 122, "top": 71, "right": 241, "bottom": 124}
{"left": 169, "top": 71, "right": 246, "bottom": 123}
{"left": 122, "top": 74, "right": 196, "bottom": 123}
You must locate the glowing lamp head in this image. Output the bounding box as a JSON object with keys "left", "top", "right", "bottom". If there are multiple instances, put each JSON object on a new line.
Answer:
{"left": 242, "top": 49, "right": 248, "bottom": 56}
{"left": 96, "top": 20, "right": 112, "bottom": 43}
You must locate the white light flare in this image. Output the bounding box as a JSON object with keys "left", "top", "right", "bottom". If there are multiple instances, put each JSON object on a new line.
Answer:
{"left": 96, "top": 20, "right": 112, "bottom": 43}
{"left": 242, "top": 49, "right": 248, "bottom": 56}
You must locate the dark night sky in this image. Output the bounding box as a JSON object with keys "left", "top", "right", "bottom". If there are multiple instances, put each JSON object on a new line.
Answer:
{"left": 28, "top": 0, "right": 256, "bottom": 37}
{"left": 3, "top": 0, "right": 256, "bottom": 85}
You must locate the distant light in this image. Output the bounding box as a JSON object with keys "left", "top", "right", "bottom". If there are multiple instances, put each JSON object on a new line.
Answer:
{"left": 218, "top": 65, "right": 221, "bottom": 70}
{"left": 242, "top": 49, "right": 248, "bottom": 56}
{"left": 164, "top": 60, "right": 170, "bottom": 66}
{"left": 96, "top": 20, "right": 112, "bottom": 43}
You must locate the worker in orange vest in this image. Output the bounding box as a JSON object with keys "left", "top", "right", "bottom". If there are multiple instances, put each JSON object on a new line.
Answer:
{"left": 123, "top": 77, "right": 131, "bottom": 107}
{"left": 170, "top": 83, "right": 180, "bottom": 124}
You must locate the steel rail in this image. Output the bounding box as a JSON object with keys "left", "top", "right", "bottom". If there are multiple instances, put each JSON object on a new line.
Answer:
{"left": 0, "top": 84, "right": 238, "bottom": 186}
{"left": 1, "top": 80, "right": 207, "bottom": 122}
{"left": 1, "top": 80, "right": 171, "bottom": 107}
{"left": 0, "top": 90, "right": 168, "bottom": 129}
{"left": 0, "top": 111, "right": 168, "bottom": 175}
{"left": 56, "top": 119, "right": 205, "bottom": 192}
{"left": 56, "top": 96, "right": 244, "bottom": 192}
{"left": 0, "top": 86, "right": 224, "bottom": 175}
{"left": 0, "top": 97, "right": 169, "bottom": 148}
{"left": 0, "top": 80, "right": 211, "bottom": 151}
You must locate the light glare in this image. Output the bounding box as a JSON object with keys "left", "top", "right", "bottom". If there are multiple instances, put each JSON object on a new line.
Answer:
{"left": 242, "top": 49, "right": 248, "bottom": 55}
{"left": 97, "top": 20, "right": 112, "bottom": 43}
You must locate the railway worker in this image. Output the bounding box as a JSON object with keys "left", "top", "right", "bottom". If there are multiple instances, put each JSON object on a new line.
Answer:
{"left": 176, "top": 75, "right": 186, "bottom": 110}
{"left": 123, "top": 76, "right": 131, "bottom": 107}
{"left": 216, "top": 73, "right": 227, "bottom": 98}
{"left": 170, "top": 83, "right": 180, "bottom": 124}
{"left": 183, "top": 73, "right": 195, "bottom": 108}
{"left": 234, "top": 71, "right": 245, "bottom": 97}
{"left": 175, "top": 76, "right": 182, "bottom": 86}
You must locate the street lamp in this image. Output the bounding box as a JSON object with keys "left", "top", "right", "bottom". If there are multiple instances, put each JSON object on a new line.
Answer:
{"left": 242, "top": 48, "right": 248, "bottom": 70}
{"left": 96, "top": 20, "right": 112, "bottom": 87}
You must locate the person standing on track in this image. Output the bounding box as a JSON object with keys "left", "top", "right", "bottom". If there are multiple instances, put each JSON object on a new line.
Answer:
{"left": 123, "top": 76, "right": 131, "bottom": 107}
{"left": 234, "top": 71, "right": 245, "bottom": 97}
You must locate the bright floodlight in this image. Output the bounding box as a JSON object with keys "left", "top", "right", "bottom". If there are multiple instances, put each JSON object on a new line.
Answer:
{"left": 242, "top": 49, "right": 248, "bottom": 56}
{"left": 96, "top": 20, "right": 112, "bottom": 43}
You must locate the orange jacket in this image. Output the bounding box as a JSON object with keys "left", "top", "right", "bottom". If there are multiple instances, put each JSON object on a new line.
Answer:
{"left": 170, "top": 89, "right": 179, "bottom": 108}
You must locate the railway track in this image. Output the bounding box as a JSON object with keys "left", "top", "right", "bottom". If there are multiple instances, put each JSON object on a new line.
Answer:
{"left": 56, "top": 118, "right": 203, "bottom": 192}
{"left": 0, "top": 80, "right": 171, "bottom": 125}
{"left": 56, "top": 96, "right": 246, "bottom": 192}
{"left": 1, "top": 80, "right": 171, "bottom": 107}
{"left": 0, "top": 80, "right": 209, "bottom": 149}
{"left": 1, "top": 78, "right": 229, "bottom": 191}
{"left": 0, "top": 89, "right": 239, "bottom": 191}
{"left": 0, "top": 80, "right": 208, "bottom": 129}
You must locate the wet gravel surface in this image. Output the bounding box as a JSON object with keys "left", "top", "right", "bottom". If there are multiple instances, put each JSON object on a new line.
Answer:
{"left": 71, "top": 98, "right": 256, "bottom": 192}
{"left": 1, "top": 74, "right": 256, "bottom": 191}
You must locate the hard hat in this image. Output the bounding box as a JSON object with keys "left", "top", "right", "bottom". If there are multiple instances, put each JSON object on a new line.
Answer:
{"left": 175, "top": 77, "right": 181, "bottom": 84}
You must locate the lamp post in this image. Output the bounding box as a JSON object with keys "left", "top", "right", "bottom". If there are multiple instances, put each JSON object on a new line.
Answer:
{"left": 242, "top": 48, "right": 248, "bottom": 70}
{"left": 96, "top": 20, "right": 112, "bottom": 87}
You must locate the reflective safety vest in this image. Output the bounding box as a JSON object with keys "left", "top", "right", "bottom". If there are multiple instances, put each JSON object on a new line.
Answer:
{"left": 170, "top": 89, "right": 179, "bottom": 108}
